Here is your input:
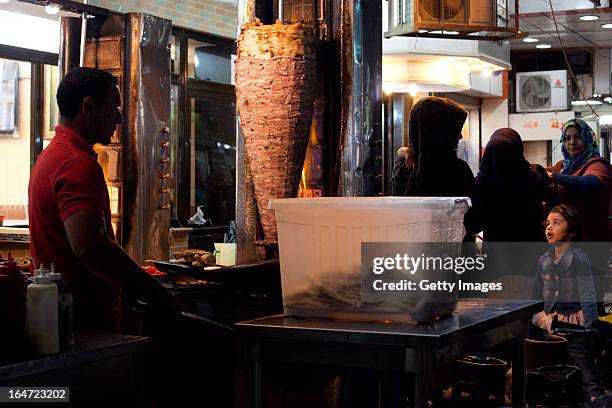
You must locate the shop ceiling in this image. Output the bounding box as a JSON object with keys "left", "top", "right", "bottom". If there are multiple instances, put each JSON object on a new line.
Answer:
{"left": 9, "top": 0, "right": 81, "bottom": 19}
{"left": 509, "top": 6, "right": 612, "bottom": 51}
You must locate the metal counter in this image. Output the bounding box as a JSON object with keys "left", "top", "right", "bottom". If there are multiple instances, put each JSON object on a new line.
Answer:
{"left": 235, "top": 299, "right": 542, "bottom": 408}
{"left": 0, "top": 333, "right": 149, "bottom": 406}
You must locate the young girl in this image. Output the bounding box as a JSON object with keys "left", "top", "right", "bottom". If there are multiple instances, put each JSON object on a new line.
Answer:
{"left": 532, "top": 204, "right": 604, "bottom": 402}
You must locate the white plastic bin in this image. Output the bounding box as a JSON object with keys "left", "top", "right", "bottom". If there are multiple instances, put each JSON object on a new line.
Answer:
{"left": 269, "top": 197, "right": 471, "bottom": 323}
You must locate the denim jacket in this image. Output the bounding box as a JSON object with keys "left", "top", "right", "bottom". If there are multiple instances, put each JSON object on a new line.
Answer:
{"left": 532, "top": 246, "right": 598, "bottom": 325}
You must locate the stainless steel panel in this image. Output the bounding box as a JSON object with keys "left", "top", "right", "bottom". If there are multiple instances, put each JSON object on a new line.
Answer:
{"left": 337, "top": 0, "right": 382, "bottom": 196}
{"left": 123, "top": 14, "right": 172, "bottom": 263}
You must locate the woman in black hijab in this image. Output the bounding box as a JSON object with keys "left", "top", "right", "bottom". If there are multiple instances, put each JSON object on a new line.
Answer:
{"left": 476, "top": 128, "right": 554, "bottom": 242}
{"left": 404, "top": 97, "right": 479, "bottom": 238}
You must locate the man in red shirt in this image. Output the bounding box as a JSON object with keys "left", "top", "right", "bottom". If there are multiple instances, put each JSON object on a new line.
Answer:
{"left": 29, "top": 67, "right": 177, "bottom": 332}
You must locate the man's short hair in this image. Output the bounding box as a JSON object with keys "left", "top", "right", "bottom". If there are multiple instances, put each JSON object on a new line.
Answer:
{"left": 56, "top": 67, "right": 119, "bottom": 118}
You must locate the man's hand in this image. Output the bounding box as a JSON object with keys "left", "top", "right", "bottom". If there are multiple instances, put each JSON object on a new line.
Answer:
{"left": 64, "top": 211, "right": 182, "bottom": 317}
{"left": 144, "top": 278, "right": 181, "bottom": 317}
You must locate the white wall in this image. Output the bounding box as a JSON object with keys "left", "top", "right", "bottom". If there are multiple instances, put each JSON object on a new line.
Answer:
{"left": 481, "top": 97, "right": 509, "bottom": 146}
{"left": 0, "top": 10, "right": 59, "bottom": 54}
{"left": 524, "top": 141, "right": 549, "bottom": 167}
{"left": 0, "top": 61, "right": 31, "bottom": 207}
{"left": 466, "top": 108, "right": 480, "bottom": 174}
{"left": 509, "top": 111, "right": 574, "bottom": 141}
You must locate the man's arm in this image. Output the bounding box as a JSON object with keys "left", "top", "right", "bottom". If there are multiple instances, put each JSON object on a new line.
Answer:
{"left": 63, "top": 211, "right": 179, "bottom": 314}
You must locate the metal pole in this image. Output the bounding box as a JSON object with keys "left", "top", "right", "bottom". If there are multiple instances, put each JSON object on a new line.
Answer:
{"left": 79, "top": 1, "right": 88, "bottom": 67}
{"left": 59, "top": 17, "right": 82, "bottom": 78}
{"left": 278, "top": 0, "right": 283, "bottom": 23}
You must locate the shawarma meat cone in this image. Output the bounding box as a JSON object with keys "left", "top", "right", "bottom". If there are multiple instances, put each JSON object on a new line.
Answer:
{"left": 235, "top": 19, "right": 317, "bottom": 243}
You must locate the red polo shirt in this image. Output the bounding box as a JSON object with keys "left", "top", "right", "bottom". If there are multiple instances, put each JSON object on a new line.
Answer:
{"left": 29, "top": 125, "right": 120, "bottom": 332}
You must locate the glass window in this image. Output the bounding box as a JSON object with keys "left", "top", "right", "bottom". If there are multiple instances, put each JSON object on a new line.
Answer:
{"left": 171, "top": 35, "right": 180, "bottom": 75}
{"left": 43, "top": 64, "right": 59, "bottom": 149}
{"left": 0, "top": 59, "right": 31, "bottom": 224}
{"left": 189, "top": 96, "right": 236, "bottom": 225}
{"left": 187, "top": 39, "right": 232, "bottom": 84}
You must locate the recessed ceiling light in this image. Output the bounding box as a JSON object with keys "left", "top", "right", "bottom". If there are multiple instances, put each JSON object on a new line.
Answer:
{"left": 523, "top": 37, "right": 539, "bottom": 43}
{"left": 429, "top": 30, "right": 459, "bottom": 35}
{"left": 602, "top": 23, "right": 612, "bottom": 29}
{"left": 44, "top": 5, "right": 60, "bottom": 15}
{"left": 536, "top": 44, "right": 552, "bottom": 49}
{"left": 579, "top": 15, "right": 599, "bottom": 21}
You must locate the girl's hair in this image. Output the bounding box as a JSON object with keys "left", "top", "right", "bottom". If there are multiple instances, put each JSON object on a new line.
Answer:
{"left": 549, "top": 204, "right": 582, "bottom": 241}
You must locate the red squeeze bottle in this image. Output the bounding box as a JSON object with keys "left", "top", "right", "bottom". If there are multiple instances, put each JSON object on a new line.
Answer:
{"left": 0, "top": 252, "right": 27, "bottom": 361}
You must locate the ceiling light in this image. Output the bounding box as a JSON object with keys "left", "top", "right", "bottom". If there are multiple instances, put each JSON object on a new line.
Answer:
{"left": 579, "top": 15, "right": 599, "bottom": 21}
{"left": 522, "top": 37, "right": 539, "bottom": 43}
{"left": 418, "top": 29, "right": 428, "bottom": 33}
{"left": 44, "top": 5, "right": 60, "bottom": 15}
{"left": 536, "top": 44, "right": 552, "bottom": 49}
{"left": 481, "top": 68, "right": 492, "bottom": 77}
{"left": 571, "top": 100, "right": 602, "bottom": 106}
{"left": 602, "top": 23, "right": 612, "bottom": 29}
{"left": 409, "top": 83, "right": 418, "bottom": 97}
{"left": 428, "top": 30, "right": 459, "bottom": 35}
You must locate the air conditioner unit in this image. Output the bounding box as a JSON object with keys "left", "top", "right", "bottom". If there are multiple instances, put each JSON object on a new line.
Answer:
{"left": 386, "top": 0, "right": 515, "bottom": 38}
{"left": 516, "top": 70, "right": 568, "bottom": 113}
{"left": 417, "top": 0, "right": 493, "bottom": 27}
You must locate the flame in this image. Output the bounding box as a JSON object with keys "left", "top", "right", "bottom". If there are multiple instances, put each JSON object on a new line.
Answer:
{"left": 297, "top": 168, "right": 308, "bottom": 198}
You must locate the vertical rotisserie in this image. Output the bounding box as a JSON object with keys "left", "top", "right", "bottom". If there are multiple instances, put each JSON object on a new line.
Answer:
{"left": 235, "top": 20, "right": 317, "bottom": 244}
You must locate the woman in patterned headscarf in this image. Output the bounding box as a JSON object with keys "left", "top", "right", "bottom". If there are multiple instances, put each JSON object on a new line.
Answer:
{"left": 551, "top": 118, "right": 611, "bottom": 241}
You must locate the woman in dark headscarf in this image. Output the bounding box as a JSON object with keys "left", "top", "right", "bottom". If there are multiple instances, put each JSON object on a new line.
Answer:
{"left": 404, "top": 97, "right": 471, "bottom": 196}
{"left": 403, "top": 97, "right": 479, "bottom": 238}
{"left": 476, "top": 128, "right": 554, "bottom": 242}
{"left": 550, "top": 118, "right": 611, "bottom": 241}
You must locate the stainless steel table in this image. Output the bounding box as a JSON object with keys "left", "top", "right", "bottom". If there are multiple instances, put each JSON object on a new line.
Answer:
{"left": 235, "top": 299, "right": 542, "bottom": 408}
{"left": 0, "top": 333, "right": 149, "bottom": 406}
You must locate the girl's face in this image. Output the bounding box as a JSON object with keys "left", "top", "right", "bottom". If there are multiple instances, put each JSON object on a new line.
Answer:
{"left": 545, "top": 212, "right": 575, "bottom": 244}
{"left": 563, "top": 126, "right": 586, "bottom": 158}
